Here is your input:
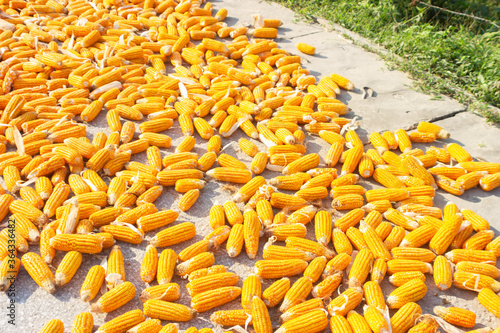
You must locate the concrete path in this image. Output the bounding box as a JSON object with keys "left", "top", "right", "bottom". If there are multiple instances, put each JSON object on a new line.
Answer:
{"left": 1, "top": 0, "right": 499, "bottom": 332}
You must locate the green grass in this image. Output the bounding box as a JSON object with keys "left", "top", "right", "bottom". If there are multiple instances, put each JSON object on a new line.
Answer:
{"left": 273, "top": 0, "right": 500, "bottom": 123}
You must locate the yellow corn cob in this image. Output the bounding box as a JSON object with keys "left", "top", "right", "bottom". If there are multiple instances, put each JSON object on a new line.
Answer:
{"left": 10, "top": 198, "right": 47, "bottom": 226}
{"left": 346, "top": 310, "right": 372, "bottom": 333}
{"left": 461, "top": 209, "right": 490, "bottom": 231}
{"left": 96, "top": 309, "right": 145, "bottom": 333}
{"left": 282, "top": 153, "right": 320, "bottom": 175}
{"left": 364, "top": 306, "right": 389, "bottom": 333}
{"left": 39, "top": 227, "right": 56, "bottom": 265}
{"left": 150, "top": 222, "right": 196, "bottom": 247}
{"left": 401, "top": 155, "right": 435, "bottom": 187}
{"left": 394, "top": 129, "right": 412, "bottom": 153}
{"left": 81, "top": 265, "right": 105, "bottom": 302}
{"left": 390, "top": 302, "right": 423, "bottom": 333}
{"left": 330, "top": 228, "right": 351, "bottom": 255}
{"left": 327, "top": 287, "right": 363, "bottom": 316}
{"left": 21, "top": 252, "right": 55, "bottom": 293}
{"left": 243, "top": 209, "right": 260, "bottom": 259}
{"left": 43, "top": 182, "right": 71, "bottom": 218}
{"left": 400, "top": 224, "right": 437, "bottom": 248}
{"left": 387, "top": 259, "right": 433, "bottom": 274}
{"left": 139, "top": 245, "right": 158, "bottom": 284}
{"left": 389, "top": 271, "right": 426, "bottom": 287}
{"left": 360, "top": 221, "right": 392, "bottom": 261}
{"left": 285, "top": 236, "right": 334, "bottom": 259}
{"left": 137, "top": 283, "right": 179, "bottom": 304}
{"left": 190, "top": 286, "right": 242, "bottom": 313}
{"left": 276, "top": 309, "right": 329, "bottom": 333}
{"left": 55, "top": 250, "right": 82, "bottom": 286}
{"left": 177, "top": 189, "right": 199, "bottom": 211}
{"left": 70, "top": 312, "right": 93, "bottom": 333}
{"left": 254, "top": 259, "right": 308, "bottom": 279}
{"left": 433, "top": 306, "right": 476, "bottom": 328}
{"left": 279, "top": 276, "right": 312, "bottom": 312}
{"left": 234, "top": 176, "right": 267, "bottom": 203}
{"left": 348, "top": 248, "right": 373, "bottom": 287}
{"left": 478, "top": 288, "right": 500, "bottom": 319}
{"left": 363, "top": 280, "right": 387, "bottom": 312}
{"left": 206, "top": 167, "right": 252, "bottom": 184}
{"left": 224, "top": 224, "right": 243, "bottom": 257}
{"left": 279, "top": 298, "right": 323, "bottom": 323}
{"left": 370, "top": 258, "right": 388, "bottom": 284}
{"left": 12, "top": 213, "right": 39, "bottom": 243}
{"left": 391, "top": 247, "right": 435, "bottom": 262}
{"left": 453, "top": 270, "right": 500, "bottom": 292}
{"left": 312, "top": 272, "right": 343, "bottom": 299}
{"left": 456, "top": 261, "right": 500, "bottom": 280}
{"left": 50, "top": 233, "right": 103, "bottom": 253}
{"left": 210, "top": 309, "right": 251, "bottom": 327}
{"left": 407, "top": 315, "right": 439, "bottom": 333}
{"left": 152, "top": 249, "right": 176, "bottom": 286}
{"left": 386, "top": 278, "right": 427, "bottom": 309}
{"left": 328, "top": 314, "right": 354, "bottom": 333}
{"left": 429, "top": 214, "right": 463, "bottom": 254}
{"left": 479, "top": 172, "right": 500, "bottom": 191}
{"left": 176, "top": 252, "right": 215, "bottom": 277}
{"left": 179, "top": 239, "right": 214, "bottom": 262}
{"left": 240, "top": 274, "right": 262, "bottom": 311}
{"left": 186, "top": 272, "right": 239, "bottom": 297}
{"left": 486, "top": 236, "right": 500, "bottom": 256}
{"left": 332, "top": 208, "right": 364, "bottom": 232}
{"left": 99, "top": 225, "right": 144, "bottom": 244}
{"left": 383, "top": 226, "right": 405, "bottom": 250}
{"left": 40, "top": 319, "right": 64, "bottom": 333}
{"left": 346, "top": 227, "right": 369, "bottom": 251}
{"left": 364, "top": 211, "right": 383, "bottom": 229}
{"left": 446, "top": 143, "right": 472, "bottom": 163}
{"left": 223, "top": 201, "right": 243, "bottom": 226}
{"left": 331, "top": 194, "right": 364, "bottom": 210}
{"left": 373, "top": 167, "right": 406, "bottom": 188}
{"left": 143, "top": 299, "right": 195, "bottom": 321}
{"left": 463, "top": 230, "right": 495, "bottom": 251}
{"left": 431, "top": 255, "right": 453, "bottom": 291}
{"left": 91, "top": 281, "right": 136, "bottom": 313}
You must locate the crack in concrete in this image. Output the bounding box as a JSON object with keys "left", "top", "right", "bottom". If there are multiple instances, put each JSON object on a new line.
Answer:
{"left": 286, "top": 30, "right": 324, "bottom": 39}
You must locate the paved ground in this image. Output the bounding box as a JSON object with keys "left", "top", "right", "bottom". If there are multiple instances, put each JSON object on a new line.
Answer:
{"left": 1, "top": 0, "right": 500, "bottom": 332}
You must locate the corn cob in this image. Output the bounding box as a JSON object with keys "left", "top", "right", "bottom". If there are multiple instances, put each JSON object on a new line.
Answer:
{"left": 40, "top": 319, "right": 64, "bottom": 333}
{"left": 391, "top": 302, "right": 423, "bottom": 333}
{"left": 254, "top": 259, "right": 308, "bottom": 278}
{"left": 91, "top": 281, "right": 136, "bottom": 313}
{"left": 80, "top": 265, "right": 105, "bottom": 302}
{"left": 387, "top": 259, "right": 433, "bottom": 275}
{"left": 386, "top": 278, "right": 427, "bottom": 309}
{"left": 21, "top": 252, "right": 55, "bottom": 293}
{"left": 55, "top": 251, "right": 82, "bottom": 286}
{"left": 364, "top": 306, "right": 389, "bottom": 333}
{"left": 139, "top": 283, "right": 181, "bottom": 303}
{"left": 210, "top": 309, "right": 252, "bottom": 327}
{"left": 348, "top": 248, "right": 373, "bottom": 287}
{"left": 143, "top": 300, "right": 195, "bottom": 321}
{"left": 275, "top": 310, "right": 329, "bottom": 333}
{"left": 434, "top": 306, "right": 476, "bottom": 328}
{"left": 478, "top": 288, "right": 500, "bottom": 319}
{"left": 96, "top": 309, "right": 145, "bottom": 333}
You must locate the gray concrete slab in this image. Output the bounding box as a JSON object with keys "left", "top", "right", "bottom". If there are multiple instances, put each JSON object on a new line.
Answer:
{"left": 1, "top": 0, "right": 500, "bottom": 332}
